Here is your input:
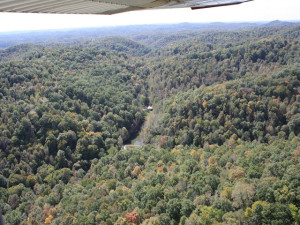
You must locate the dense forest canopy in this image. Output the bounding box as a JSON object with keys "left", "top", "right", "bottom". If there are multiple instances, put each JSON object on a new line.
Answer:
{"left": 0, "top": 21, "right": 299, "bottom": 225}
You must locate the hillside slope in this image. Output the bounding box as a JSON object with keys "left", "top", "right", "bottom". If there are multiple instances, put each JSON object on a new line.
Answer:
{"left": 0, "top": 23, "right": 299, "bottom": 225}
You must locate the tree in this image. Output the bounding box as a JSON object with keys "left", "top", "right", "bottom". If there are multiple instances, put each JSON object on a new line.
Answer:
{"left": 185, "top": 213, "right": 200, "bottom": 225}
{"left": 125, "top": 211, "right": 139, "bottom": 225}
{"left": 167, "top": 198, "right": 182, "bottom": 221}
{"left": 141, "top": 217, "right": 160, "bottom": 225}
{"left": 199, "top": 206, "right": 224, "bottom": 225}
{"left": 14, "top": 117, "right": 33, "bottom": 141}
{"left": 249, "top": 203, "right": 263, "bottom": 225}
{"left": 262, "top": 203, "right": 293, "bottom": 225}
{"left": 229, "top": 167, "right": 246, "bottom": 181}
{"left": 289, "top": 204, "right": 300, "bottom": 225}
{"left": 4, "top": 210, "right": 23, "bottom": 225}
{"left": 158, "top": 213, "right": 171, "bottom": 225}
{"left": 181, "top": 199, "right": 195, "bottom": 217}
{"left": 232, "top": 182, "right": 255, "bottom": 209}
{"left": 0, "top": 175, "right": 7, "bottom": 188}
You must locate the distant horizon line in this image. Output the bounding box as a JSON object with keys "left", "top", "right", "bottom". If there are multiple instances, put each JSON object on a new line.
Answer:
{"left": 0, "top": 19, "right": 299, "bottom": 34}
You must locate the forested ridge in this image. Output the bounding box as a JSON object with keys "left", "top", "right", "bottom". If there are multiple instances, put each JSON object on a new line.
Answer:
{"left": 0, "top": 22, "right": 299, "bottom": 225}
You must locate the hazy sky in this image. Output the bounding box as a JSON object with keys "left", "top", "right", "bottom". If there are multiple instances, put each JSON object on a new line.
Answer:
{"left": 0, "top": 0, "right": 299, "bottom": 32}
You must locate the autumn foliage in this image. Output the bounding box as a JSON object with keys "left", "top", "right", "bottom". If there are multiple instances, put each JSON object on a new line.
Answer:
{"left": 1, "top": 22, "right": 300, "bottom": 225}
{"left": 125, "top": 211, "right": 139, "bottom": 224}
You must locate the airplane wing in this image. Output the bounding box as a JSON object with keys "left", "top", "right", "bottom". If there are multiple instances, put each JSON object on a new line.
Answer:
{"left": 0, "top": 0, "right": 252, "bottom": 15}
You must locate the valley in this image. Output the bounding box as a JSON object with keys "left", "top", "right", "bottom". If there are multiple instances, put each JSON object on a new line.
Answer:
{"left": 0, "top": 22, "right": 299, "bottom": 225}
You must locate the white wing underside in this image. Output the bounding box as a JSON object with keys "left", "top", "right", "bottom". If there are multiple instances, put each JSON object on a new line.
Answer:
{"left": 0, "top": 0, "right": 252, "bottom": 15}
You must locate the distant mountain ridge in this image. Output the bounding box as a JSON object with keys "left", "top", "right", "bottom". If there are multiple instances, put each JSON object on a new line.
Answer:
{"left": 263, "top": 20, "right": 296, "bottom": 27}
{"left": 0, "top": 21, "right": 299, "bottom": 50}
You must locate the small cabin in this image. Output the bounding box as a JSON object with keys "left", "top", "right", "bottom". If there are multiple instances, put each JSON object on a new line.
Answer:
{"left": 147, "top": 106, "right": 153, "bottom": 111}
